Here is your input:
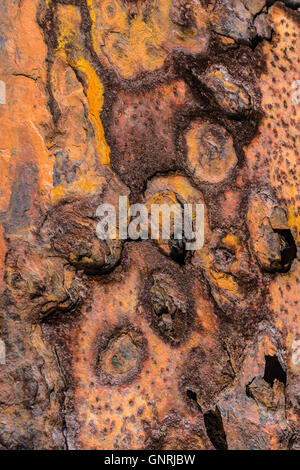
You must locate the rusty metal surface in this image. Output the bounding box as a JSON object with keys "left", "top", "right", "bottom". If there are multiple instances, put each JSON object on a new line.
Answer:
{"left": 0, "top": 0, "right": 299, "bottom": 450}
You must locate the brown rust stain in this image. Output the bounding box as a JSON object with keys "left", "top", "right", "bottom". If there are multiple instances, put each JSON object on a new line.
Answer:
{"left": 0, "top": 0, "right": 299, "bottom": 451}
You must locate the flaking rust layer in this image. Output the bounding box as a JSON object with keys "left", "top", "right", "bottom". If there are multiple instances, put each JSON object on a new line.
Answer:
{"left": 0, "top": 0, "right": 299, "bottom": 450}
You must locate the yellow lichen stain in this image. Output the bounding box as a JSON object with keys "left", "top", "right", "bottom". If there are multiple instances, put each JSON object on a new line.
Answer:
{"left": 55, "top": 4, "right": 110, "bottom": 165}
{"left": 210, "top": 269, "right": 239, "bottom": 293}
{"left": 86, "top": 0, "right": 209, "bottom": 79}
{"left": 221, "top": 233, "right": 240, "bottom": 252}
{"left": 73, "top": 57, "right": 110, "bottom": 165}
{"left": 288, "top": 187, "right": 300, "bottom": 243}
{"left": 51, "top": 173, "right": 106, "bottom": 205}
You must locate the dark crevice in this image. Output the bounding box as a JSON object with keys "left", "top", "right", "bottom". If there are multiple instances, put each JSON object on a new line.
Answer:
{"left": 245, "top": 380, "right": 254, "bottom": 398}
{"left": 274, "top": 229, "right": 297, "bottom": 273}
{"left": 204, "top": 407, "right": 228, "bottom": 450}
{"left": 169, "top": 237, "right": 187, "bottom": 265}
{"left": 246, "top": 355, "right": 287, "bottom": 400}
{"left": 263, "top": 355, "right": 287, "bottom": 386}
{"left": 53, "top": 347, "right": 69, "bottom": 450}
{"left": 186, "top": 389, "right": 202, "bottom": 412}
{"left": 267, "top": 0, "right": 300, "bottom": 11}
{"left": 250, "top": 28, "right": 274, "bottom": 51}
